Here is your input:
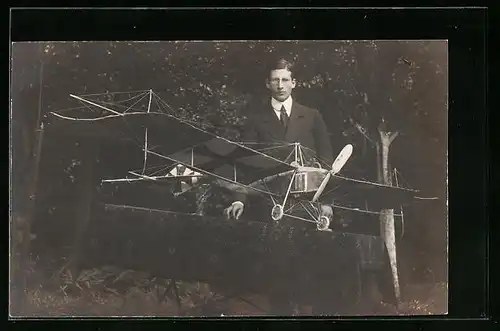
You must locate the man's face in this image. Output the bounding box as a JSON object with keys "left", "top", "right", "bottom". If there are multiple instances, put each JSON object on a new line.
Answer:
{"left": 266, "top": 69, "right": 296, "bottom": 102}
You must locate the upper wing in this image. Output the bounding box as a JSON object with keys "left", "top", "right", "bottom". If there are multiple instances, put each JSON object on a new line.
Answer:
{"left": 50, "top": 92, "right": 296, "bottom": 187}
{"left": 50, "top": 111, "right": 215, "bottom": 154}
{"left": 53, "top": 109, "right": 297, "bottom": 189}
{"left": 48, "top": 90, "right": 228, "bottom": 151}
{"left": 49, "top": 91, "right": 296, "bottom": 200}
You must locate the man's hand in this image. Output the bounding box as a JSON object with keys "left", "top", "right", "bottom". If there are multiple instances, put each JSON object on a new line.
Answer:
{"left": 320, "top": 204, "right": 334, "bottom": 220}
{"left": 224, "top": 201, "right": 244, "bottom": 220}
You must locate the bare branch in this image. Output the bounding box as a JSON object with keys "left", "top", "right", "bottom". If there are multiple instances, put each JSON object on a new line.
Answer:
{"left": 378, "top": 129, "right": 399, "bottom": 149}
{"left": 389, "top": 131, "right": 399, "bottom": 144}
{"left": 348, "top": 117, "right": 375, "bottom": 146}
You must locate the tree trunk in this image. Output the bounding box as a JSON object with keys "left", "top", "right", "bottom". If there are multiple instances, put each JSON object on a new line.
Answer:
{"left": 377, "top": 129, "right": 400, "bottom": 307}
{"left": 68, "top": 142, "right": 96, "bottom": 280}
{"left": 375, "top": 142, "right": 382, "bottom": 183}
{"left": 11, "top": 122, "right": 44, "bottom": 315}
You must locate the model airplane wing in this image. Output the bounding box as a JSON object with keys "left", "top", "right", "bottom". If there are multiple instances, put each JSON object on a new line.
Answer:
{"left": 146, "top": 140, "right": 296, "bottom": 197}
{"left": 299, "top": 174, "right": 419, "bottom": 210}
{"left": 51, "top": 110, "right": 218, "bottom": 154}
{"left": 52, "top": 110, "right": 297, "bottom": 184}
{"left": 50, "top": 91, "right": 297, "bottom": 189}
{"left": 50, "top": 90, "right": 421, "bottom": 212}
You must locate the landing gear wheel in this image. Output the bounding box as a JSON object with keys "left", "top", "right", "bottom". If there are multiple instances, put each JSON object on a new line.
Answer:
{"left": 316, "top": 216, "right": 330, "bottom": 231}
{"left": 271, "top": 204, "right": 284, "bottom": 221}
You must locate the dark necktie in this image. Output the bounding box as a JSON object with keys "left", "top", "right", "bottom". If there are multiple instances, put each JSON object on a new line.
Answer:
{"left": 280, "top": 105, "right": 289, "bottom": 128}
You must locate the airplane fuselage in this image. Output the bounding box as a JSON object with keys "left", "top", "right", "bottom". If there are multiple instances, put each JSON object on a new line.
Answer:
{"left": 213, "top": 166, "right": 330, "bottom": 197}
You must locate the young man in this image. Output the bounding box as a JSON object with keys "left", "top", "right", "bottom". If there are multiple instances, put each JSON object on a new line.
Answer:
{"left": 224, "top": 58, "right": 334, "bottom": 221}
{"left": 220, "top": 58, "right": 338, "bottom": 315}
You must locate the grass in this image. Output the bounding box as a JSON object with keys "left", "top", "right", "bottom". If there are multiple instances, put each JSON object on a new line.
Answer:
{"left": 20, "top": 262, "right": 224, "bottom": 317}
{"left": 13, "top": 256, "right": 448, "bottom": 317}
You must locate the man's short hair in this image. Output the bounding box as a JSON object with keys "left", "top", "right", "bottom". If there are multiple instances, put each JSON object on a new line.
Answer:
{"left": 267, "top": 58, "right": 295, "bottom": 78}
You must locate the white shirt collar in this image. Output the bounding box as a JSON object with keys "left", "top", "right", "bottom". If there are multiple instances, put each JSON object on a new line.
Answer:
{"left": 271, "top": 96, "right": 293, "bottom": 119}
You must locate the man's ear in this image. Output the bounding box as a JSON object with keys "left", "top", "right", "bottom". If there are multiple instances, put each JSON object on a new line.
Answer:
{"left": 265, "top": 79, "right": 271, "bottom": 90}
{"left": 291, "top": 78, "right": 297, "bottom": 89}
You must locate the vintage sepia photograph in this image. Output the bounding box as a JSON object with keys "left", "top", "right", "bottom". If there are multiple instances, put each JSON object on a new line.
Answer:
{"left": 10, "top": 40, "right": 448, "bottom": 317}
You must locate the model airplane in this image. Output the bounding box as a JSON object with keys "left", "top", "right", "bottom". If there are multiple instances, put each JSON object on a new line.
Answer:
{"left": 50, "top": 89, "right": 420, "bottom": 232}
{"left": 50, "top": 89, "right": 432, "bottom": 306}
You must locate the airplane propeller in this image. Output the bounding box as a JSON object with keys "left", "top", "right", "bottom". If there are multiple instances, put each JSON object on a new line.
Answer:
{"left": 311, "top": 144, "right": 353, "bottom": 203}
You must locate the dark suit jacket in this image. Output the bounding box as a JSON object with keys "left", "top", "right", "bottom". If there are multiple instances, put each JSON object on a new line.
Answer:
{"left": 234, "top": 98, "right": 334, "bottom": 204}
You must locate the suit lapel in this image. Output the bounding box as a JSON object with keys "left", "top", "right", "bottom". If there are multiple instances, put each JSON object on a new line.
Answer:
{"left": 259, "top": 103, "right": 286, "bottom": 139}
{"left": 285, "top": 102, "right": 305, "bottom": 142}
